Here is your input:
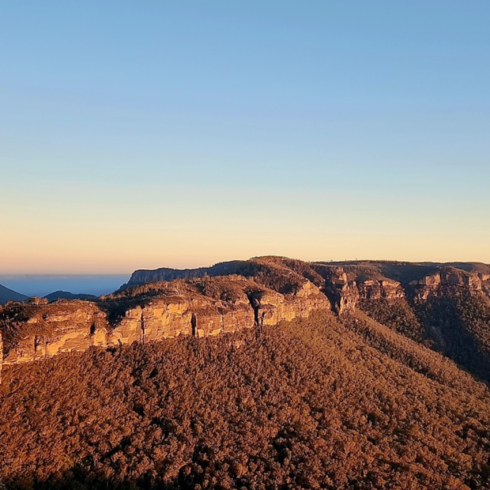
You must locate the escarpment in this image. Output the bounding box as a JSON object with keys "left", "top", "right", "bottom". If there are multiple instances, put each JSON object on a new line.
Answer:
{"left": 315, "top": 261, "right": 490, "bottom": 381}
{"left": 0, "top": 300, "right": 109, "bottom": 367}
{"left": 119, "top": 257, "right": 490, "bottom": 382}
{"left": 408, "top": 266, "right": 490, "bottom": 301}
{"left": 125, "top": 258, "right": 490, "bottom": 313}
{"left": 0, "top": 273, "right": 330, "bottom": 370}
{"left": 2, "top": 256, "right": 490, "bottom": 383}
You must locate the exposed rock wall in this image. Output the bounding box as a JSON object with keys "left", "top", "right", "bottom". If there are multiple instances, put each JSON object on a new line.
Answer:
{"left": 121, "top": 261, "right": 247, "bottom": 290}
{"left": 2, "top": 302, "right": 108, "bottom": 365}
{"left": 409, "top": 267, "right": 490, "bottom": 301}
{"left": 0, "top": 276, "right": 330, "bottom": 371}
{"left": 312, "top": 266, "right": 358, "bottom": 314}
{"left": 121, "top": 258, "right": 490, "bottom": 317}
{"left": 3, "top": 257, "right": 490, "bottom": 380}
{"left": 311, "top": 262, "right": 490, "bottom": 311}
{"left": 312, "top": 265, "right": 404, "bottom": 314}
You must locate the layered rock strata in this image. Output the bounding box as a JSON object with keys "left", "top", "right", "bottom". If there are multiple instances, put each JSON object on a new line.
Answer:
{"left": 310, "top": 262, "right": 490, "bottom": 310}
{"left": 124, "top": 258, "right": 490, "bottom": 313}
{"left": 408, "top": 266, "right": 490, "bottom": 301}
{"left": 0, "top": 275, "right": 330, "bottom": 371}
{"left": 3, "top": 257, "right": 490, "bottom": 382}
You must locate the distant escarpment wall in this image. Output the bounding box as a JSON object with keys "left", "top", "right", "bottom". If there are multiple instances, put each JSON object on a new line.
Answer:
{"left": 311, "top": 263, "right": 490, "bottom": 313}
{"left": 0, "top": 277, "right": 330, "bottom": 374}
{"left": 125, "top": 259, "right": 490, "bottom": 315}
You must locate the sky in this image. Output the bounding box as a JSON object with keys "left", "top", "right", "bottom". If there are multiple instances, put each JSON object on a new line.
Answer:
{"left": 1, "top": 1, "right": 490, "bottom": 274}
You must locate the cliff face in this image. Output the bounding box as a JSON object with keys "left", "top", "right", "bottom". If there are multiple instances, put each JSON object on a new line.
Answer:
{"left": 309, "top": 261, "right": 490, "bottom": 309}
{"left": 2, "top": 256, "right": 490, "bottom": 383}
{"left": 408, "top": 266, "right": 490, "bottom": 301}
{"left": 120, "top": 261, "right": 247, "bottom": 290}
{"left": 315, "top": 261, "right": 490, "bottom": 382}
{"left": 1, "top": 301, "right": 108, "bottom": 366}
{"left": 125, "top": 258, "right": 490, "bottom": 313}
{"left": 118, "top": 257, "right": 490, "bottom": 382}
{"left": 0, "top": 274, "right": 330, "bottom": 369}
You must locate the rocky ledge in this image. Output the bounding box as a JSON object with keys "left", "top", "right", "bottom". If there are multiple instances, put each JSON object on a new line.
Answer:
{"left": 0, "top": 273, "right": 329, "bottom": 377}
{"left": 2, "top": 256, "right": 490, "bottom": 380}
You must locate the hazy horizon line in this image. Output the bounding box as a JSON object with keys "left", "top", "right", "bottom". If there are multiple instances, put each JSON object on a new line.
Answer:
{"left": 1, "top": 256, "right": 489, "bottom": 277}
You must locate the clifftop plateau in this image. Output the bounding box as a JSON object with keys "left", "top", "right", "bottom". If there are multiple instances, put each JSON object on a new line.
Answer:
{"left": 0, "top": 263, "right": 329, "bottom": 377}
{"left": 2, "top": 256, "right": 490, "bottom": 383}
{"left": 124, "top": 257, "right": 490, "bottom": 308}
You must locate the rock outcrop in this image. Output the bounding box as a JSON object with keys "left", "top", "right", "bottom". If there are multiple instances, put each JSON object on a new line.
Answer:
{"left": 0, "top": 274, "right": 330, "bottom": 370}
{"left": 311, "top": 265, "right": 358, "bottom": 314}
{"left": 408, "top": 266, "right": 490, "bottom": 301}
{"left": 311, "top": 261, "right": 490, "bottom": 309}
{"left": 3, "top": 256, "right": 490, "bottom": 382}
{"left": 1, "top": 301, "right": 108, "bottom": 365}
{"left": 124, "top": 258, "right": 490, "bottom": 313}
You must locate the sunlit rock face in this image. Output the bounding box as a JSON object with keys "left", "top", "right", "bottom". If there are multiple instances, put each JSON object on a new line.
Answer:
{"left": 408, "top": 266, "right": 490, "bottom": 302}
{"left": 306, "top": 265, "right": 357, "bottom": 315}
{"left": 311, "top": 260, "right": 490, "bottom": 309}
{"left": 252, "top": 280, "right": 330, "bottom": 326}
{"left": 356, "top": 278, "right": 405, "bottom": 301}
{"left": 2, "top": 256, "right": 490, "bottom": 378}
{"left": 0, "top": 273, "right": 330, "bottom": 370}
{"left": 1, "top": 301, "right": 107, "bottom": 365}
{"left": 311, "top": 264, "right": 406, "bottom": 314}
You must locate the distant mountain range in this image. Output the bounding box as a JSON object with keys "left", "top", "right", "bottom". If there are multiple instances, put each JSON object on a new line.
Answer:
{"left": 0, "top": 284, "right": 27, "bottom": 304}
{"left": 43, "top": 290, "right": 98, "bottom": 302}
{"left": 0, "top": 274, "right": 128, "bottom": 298}
{"left": 0, "top": 285, "right": 98, "bottom": 305}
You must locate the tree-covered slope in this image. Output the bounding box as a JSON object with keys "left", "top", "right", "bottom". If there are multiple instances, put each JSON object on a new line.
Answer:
{"left": 119, "top": 257, "right": 490, "bottom": 383}
{"left": 2, "top": 311, "right": 490, "bottom": 489}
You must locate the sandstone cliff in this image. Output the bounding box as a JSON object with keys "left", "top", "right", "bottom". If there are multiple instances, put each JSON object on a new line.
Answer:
{"left": 315, "top": 261, "right": 490, "bottom": 382}
{"left": 2, "top": 256, "right": 490, "bottom": 384}
{"left": 0, "top": 273, "right": 329, "bottom": 370}
{"left": 118, "top": 257, "right": 490, "bottom": 383}
{"left": 124, "top": 258, "right": 490, "bottom": 311}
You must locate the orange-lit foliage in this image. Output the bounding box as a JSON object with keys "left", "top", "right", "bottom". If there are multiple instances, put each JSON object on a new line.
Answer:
{"left": 1, "top": 311, "right": 490, "bottom": 489}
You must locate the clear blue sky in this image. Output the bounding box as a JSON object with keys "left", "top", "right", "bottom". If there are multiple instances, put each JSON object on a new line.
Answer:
{"left": 1, "top": 1, "right": 489, "bottom": 273}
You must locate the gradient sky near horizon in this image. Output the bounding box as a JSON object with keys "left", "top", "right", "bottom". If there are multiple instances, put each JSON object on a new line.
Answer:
{"left": 1, "top": 1, "right": 490, "bottom": 274}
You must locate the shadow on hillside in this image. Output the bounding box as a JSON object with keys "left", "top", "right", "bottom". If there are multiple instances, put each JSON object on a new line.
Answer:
{"left": 4, "top": 465, "right": 180, "bottom": 490}
{"left": 417, "top": 297, "right": 490, "bottom": 384}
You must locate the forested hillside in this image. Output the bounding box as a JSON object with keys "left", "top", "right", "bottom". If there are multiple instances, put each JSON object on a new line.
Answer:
{"left": 2, "top": 311, "right": 490, "bottom": 489}
{"left": 121, "top": 257, "right": 490, "bottom": 383}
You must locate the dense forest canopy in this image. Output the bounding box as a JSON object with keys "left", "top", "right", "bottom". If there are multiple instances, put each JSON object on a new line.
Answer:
{"left": 2, "top": 311, "right": 490, "bottom": 489}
